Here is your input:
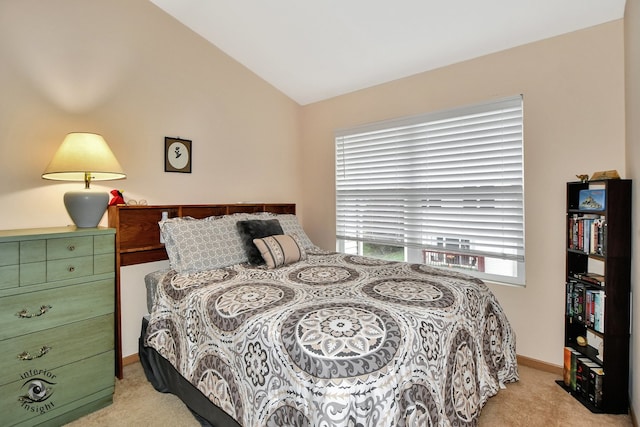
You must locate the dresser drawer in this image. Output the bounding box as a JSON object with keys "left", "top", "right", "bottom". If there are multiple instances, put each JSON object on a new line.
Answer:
{"left": 0, "top": 314, "right": 114, "bottom": 386}
{"left": 0, "top": 265, "right": 19, "bottom": 289}
{"left": 46, "top": 256, "right": 94, "bottom": 282}
{"left": 0, "top": 279, "right": 114, "bottom": 341}
{"left": 21, "top": 240, "right": 46, "bottom": 263}
{"left": 94, "top": 234, "right": 115, "bottom": 255}
{"left": 18, "top": 262, "right": 46, "bottom": 287}
{"left": 0, "top": 242, "right": 19, "bottom": 265}
{"left": 94, "top": 253, "right": 115, "bottom": 275}
{"left": 46, "top": 236, "right": 93, "bottom": 260}
{"left": 0, "top": 350, "right": 114, "bottom": 427}
{"left": 0, "top": 242, "right": 20, "bottom": 290}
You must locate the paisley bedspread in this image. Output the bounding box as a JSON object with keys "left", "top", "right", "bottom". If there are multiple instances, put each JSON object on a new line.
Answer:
{"left": 144, "top": 249, "right": 518, "bottom": 426}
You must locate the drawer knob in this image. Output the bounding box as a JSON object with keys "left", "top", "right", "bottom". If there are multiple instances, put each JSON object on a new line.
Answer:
{"left": 68, "top": 266, "right": 75, "bottom": 272}
{"left": 16, "top": 305, "right": 52, "bottom": 318}
{"left": 68, "top": 244, "right": 75, "bottom": 251}
{"left": 17, "top": 345, "right": 51, "bottom": 361}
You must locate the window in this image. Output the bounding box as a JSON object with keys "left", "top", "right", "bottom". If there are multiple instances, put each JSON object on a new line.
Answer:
{"left": 335, "top": 96, "right": 525, "bottom": 285}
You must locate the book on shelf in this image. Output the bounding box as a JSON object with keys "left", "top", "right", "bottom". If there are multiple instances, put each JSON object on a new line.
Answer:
{"left": 566, "top": 281, "right": 574, "bottom": 316}
{"left": 563, "top": 347, "right": 571, "bottom": 386}
{"left": 563, "top": 347, "right": 582, "bottom": 388}
{"left": 568, "top": 215, "right": 606, "bottom": 255}
{"left": 570, "top": 352, "right": 580, "bottom": 391}
{"left": 568, "top": 272, "right": 605, "bottom": 287}
{"left": 579, "top": 272, "right": 605, "bottom": 287}
{"left": 586, "top": 290, "right": 594, "bottom": 329}
{"left": 587, "top": 365, "right": 605, "bottom": 408}
{"left": 593, "top": 291, "right": 605, "bottom": 333}
{"left": 575, "top": 357, "right": 591, "bottom": 397}
{"left": 568, "top": 281, "right": 585, "bottom": 322}
{"left": 584, "top": 289, "right": 605, "bottom": 332}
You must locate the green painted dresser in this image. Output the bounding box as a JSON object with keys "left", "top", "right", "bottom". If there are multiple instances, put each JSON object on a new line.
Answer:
{"left": 0, "top": 226, "right": 115, "bottom": 426}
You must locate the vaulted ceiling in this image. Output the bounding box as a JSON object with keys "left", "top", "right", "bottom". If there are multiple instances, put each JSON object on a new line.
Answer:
{"left": 150, "top": 0, "right": 626, "bottom": 105}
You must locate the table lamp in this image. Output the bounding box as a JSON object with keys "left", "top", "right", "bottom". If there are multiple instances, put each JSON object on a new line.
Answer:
{"left": 42, "top": 132, "right": 126, "bottom": 227}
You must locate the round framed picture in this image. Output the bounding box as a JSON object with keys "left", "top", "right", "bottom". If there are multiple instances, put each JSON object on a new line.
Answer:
{"left": 164, "top": 137, "right": 192, "bottom": 173}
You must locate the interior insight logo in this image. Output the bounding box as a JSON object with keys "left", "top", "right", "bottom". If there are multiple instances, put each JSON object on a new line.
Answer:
{"left": 18, "top": 369, "right": 57, "bottom": 414}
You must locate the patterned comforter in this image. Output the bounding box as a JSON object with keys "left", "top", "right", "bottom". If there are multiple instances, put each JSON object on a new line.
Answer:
{"left": 144, "top": 249, "right": 518, "bottom": 426}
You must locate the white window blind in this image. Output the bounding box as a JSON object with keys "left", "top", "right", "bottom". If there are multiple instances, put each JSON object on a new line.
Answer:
{"left": 336, "top": 96, "right": 524, "bottom": 270}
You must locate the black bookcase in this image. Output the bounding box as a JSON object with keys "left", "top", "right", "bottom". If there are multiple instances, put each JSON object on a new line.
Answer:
{"left": 557, "top": 179, "right": 631, "bottom": 413}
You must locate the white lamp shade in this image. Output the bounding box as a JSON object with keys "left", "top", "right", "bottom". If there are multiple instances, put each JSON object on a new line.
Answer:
{"left": 42, "top": 132, "right": 126, "bottom": 228}
{"left": 42, "top": 132, "right": 126, "bottom": 181}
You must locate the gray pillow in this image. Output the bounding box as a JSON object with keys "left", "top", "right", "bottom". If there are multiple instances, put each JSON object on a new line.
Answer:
{"left": 159, "top": 214, "right": 252, "bottom": 273}
{"left": 275, "top": 214, "right": 315, "bottom": 249}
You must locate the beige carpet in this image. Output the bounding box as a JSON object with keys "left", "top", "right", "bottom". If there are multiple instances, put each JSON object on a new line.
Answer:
{"left": 67, "top": 362, "right": 633, "bottom": 426}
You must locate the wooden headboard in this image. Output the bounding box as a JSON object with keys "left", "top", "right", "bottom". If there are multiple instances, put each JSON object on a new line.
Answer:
{"left": 107, "top": 203, "right": 295, "bottom": 378}
{"left": 108, "top": 203, "right": 295, "bottom": 266}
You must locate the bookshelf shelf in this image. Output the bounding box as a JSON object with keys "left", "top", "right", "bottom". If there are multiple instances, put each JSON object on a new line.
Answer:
{"left": 561, "top": 179, "right": 631, "bottom": 414}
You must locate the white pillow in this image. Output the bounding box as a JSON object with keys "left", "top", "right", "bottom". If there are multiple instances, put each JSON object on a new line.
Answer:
{"left": 253, "top": 234, "right": 307, "bottom": 269}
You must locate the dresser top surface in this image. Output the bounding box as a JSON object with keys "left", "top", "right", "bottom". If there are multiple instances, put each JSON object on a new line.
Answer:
{"left": 0, "top": 226, "right": 114, "bottom": 241}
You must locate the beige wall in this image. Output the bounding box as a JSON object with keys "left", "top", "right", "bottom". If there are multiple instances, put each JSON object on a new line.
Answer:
{"left": 0, "top": 0, "right": 302, "bottom": 224}
{"left": 300, "top": 21, "right": 626, "bottom": 366}
{"left": 625, "top": 0, "right": 639, "bottom": 420}
{"left": 0, "top": 0, "right": 302, "bottom": 357}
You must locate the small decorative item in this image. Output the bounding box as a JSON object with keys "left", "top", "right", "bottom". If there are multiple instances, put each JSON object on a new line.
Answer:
{"left": 590, "top": 169, "right": 620, "bottom": 180}
{"left": 165, "top": 137, "right": 192, "bottom": 173}
{"left": 579, "top": 189, "right": 605, "bottom": 211}
{"left": 576, "top": 335, "right": 588, "bottom": 347}
{"left": 576, "top": 174, "right": 589, "bottom": 183}
{"left": 109, "top": 189, "right": 125, "bottom": 205}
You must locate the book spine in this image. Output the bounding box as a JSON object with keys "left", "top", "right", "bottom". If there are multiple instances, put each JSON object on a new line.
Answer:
{"left": 583, "top": 219, "right": 590, "bottom": 254}
{"left": 586, "top": 290, "right": 594, "bottom": 329}
{"left": 582, "top": 361, "right": 604, "bottom": 407}
{"left": 578, "top": 220, "right": 584, "bottom": 251}
{"left": 575, "top": 358, "right": 590, "bottom": 397}
{"left": 573, "top": 283, "right": 585, "bottom": 322}
{"left": 566, "top": 281, "right": 574, "bottom": 317}
{"left": 568, "top": 216, "right": 573, "bottom": 249}
{"left": 593, "top": 369, "right": 604, "bottom": 408}
{"left": 581, "top": 276, "right": 605, "bottom": 286}
{"left": 563, "top": 347, "right": 572, "bottom": 386}
{"left": 570, "top": 350, "right": 580, "bottom": 391}
{"left": 595, "top": 291, "right": 607, "bottom": 334}
{"left": 594, "top": 291, "right": 605, "bottom": 333}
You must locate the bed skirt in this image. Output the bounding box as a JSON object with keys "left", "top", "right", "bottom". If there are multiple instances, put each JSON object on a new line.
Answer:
{"left": 138, "top": 317, "right": 241, "bottom": 427}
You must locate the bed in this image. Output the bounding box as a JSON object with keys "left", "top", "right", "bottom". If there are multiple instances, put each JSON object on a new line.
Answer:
{"left": 109, "top": 203, "right": 518, "bottom": 426}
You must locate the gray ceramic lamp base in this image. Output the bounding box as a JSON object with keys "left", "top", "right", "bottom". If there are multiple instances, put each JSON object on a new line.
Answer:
{"left": 63, "top": 190, "right": 109, "bottom": 228}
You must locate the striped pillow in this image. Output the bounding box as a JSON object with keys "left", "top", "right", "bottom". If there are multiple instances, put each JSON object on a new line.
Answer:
{"left": 253, "top": 234, "right": 307, "bottom": 269}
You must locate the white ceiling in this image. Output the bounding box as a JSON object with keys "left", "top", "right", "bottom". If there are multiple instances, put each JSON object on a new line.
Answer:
{"left": 150, "top": 0, "right": 626, "bottom": 105}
